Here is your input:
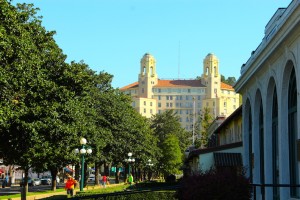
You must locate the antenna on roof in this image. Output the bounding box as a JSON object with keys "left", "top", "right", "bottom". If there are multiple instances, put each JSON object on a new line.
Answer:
{"left": 178, "top": 41, "right": 180, "bottom": 80}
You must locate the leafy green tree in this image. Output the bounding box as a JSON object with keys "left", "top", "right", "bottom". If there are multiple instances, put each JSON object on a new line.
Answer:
{"left": 0, "top": 1, "right": 69, "bottom": 196}
{"left": 221, "top": 75, "right": 236, "bottom": 86}
{"left": 160, "top": 135, "right": 182, "bottom": 177}
{"left": 199, "top": 107, "right": 213, "bottom": 148}
{"left": 151, "top": 110, "right": 190, "bottom": 177}
{"left": 151, "top": 110, "right": 190, "bottom": 153}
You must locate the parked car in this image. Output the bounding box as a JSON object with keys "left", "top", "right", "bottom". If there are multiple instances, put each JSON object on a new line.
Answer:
{"left": 40, "top": 175, "right": 60, "bottom": 185}
{"left": 20, "top": 177, "right": 41, "bottom": 186}
{"left": 31, "top": 178, "right": 41, "bottom": 186}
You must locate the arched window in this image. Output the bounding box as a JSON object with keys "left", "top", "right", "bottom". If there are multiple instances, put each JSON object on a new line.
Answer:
{"left": 248, "top": 106, "right": 253, "bottom": 182}
{"left": 259, "top": 101, "right": 265, "bottom": 198}
{"left": 288, "top": 67, "right": 299, "bottom": 197}
{"left": 272, "top": 87, "right": 279, "bottom": 199}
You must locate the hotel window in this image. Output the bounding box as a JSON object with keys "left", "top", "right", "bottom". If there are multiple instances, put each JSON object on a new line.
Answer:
{"left": 158, "top": 103, "right": 161, "bottom": 107}
{"left": 213, "top": 102, "right": 215, "bottom": 106}
{"left": 198, "top": 96, "right": 201, "bottom": 100}
{"left": 186, "top": 117, "right": 189, "bottom": 122}
{"left": 142, "top": 88, "right": 144, "bottom": 93}
{"left": 228, "top": 91, "right": 230, "bottom": 94}
{"left": 170, "top": 96, "right": 173, "bottom": 100}
{"left": 158, "top": 96, "right": 161, "bottom": 100}
{"left": 188, "top": 89, "right": 191, "bottom": 93}
{"left": 176, "top": 103, "right": 179, "bottom": 107}
{"left": 166, "top": 96, "right": 169, "bottom": 100}
{"left": 150, "top": 109, "right": 152, "bottom": 114}
{"left": 170, "top": 103, "right": 173, "bottom": 107}
{"left": 206, "top": 102, "right": 209, "bottom": 106}
{"left": 144, "top": 108, "right": 146, "bottom": 113}
{"left": 150, "top": 102, "right": 152, "bottom": 106}
{"left": 166, "top": 103, "right": 169, "bottom": 107}
{"left": 233, "top": 105, "right": 236, "bottom": 109}
{"left": 144, "top": 101, "right": 146, "bottom": 106}
{"left": 158, "top": 89, "right": 161, "bottom": 93}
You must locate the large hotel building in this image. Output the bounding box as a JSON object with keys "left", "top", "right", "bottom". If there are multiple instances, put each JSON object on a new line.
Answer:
{"left": 120, "top": 53, "right": 240, "bottom": 131}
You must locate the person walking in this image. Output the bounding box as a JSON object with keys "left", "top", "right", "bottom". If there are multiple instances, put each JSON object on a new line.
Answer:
{"left": 65, "top": 175, "right": 77, "bottom": 197}
{"left": 102, "top": 175, "right": 107, "bottom": 188}
{"left": 128, "top": 174, "right": 133, "bottom": 185}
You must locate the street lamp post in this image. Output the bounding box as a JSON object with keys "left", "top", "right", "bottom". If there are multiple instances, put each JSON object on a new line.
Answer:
{"left": 146, "top": 159, "right": 154, "bottom": 181}
{"left": 125, "top": 152, "right": 135, "bottom": 176}
{"left": 74, "top": 138, "right": 92, "bottom": 191}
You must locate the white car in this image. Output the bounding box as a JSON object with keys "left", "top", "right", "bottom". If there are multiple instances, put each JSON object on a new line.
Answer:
{"left": 40, "top": 175, "right": 60, "bottom": 185}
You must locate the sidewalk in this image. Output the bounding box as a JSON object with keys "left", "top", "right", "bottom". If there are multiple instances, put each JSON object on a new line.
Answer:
{"left": 9, "top": 183, "right": 122, "bottom": 200}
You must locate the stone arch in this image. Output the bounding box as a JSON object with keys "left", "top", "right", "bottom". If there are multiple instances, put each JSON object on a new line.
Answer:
{"left": 281, "top": 54, "right": 299, "bottom": 198}
{"left": 253, "top": 89, "right": 265, "bottom": 198}
{"left": 266, "top": 76, "right": 279, "bottom": 199}
{"left": 244, "top": 98, "right": 253, "bottom": 181}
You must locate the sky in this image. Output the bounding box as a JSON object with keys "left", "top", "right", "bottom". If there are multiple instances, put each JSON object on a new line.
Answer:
{"left": 12, "top": 0, "right": 291, "bottom": 88}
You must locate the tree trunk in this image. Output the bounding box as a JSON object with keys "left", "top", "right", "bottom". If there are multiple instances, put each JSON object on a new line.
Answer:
{"left": 75, "top": 163, "right": 80, "bottom": 183}
{"left": 50, "top": 169, "right": 58, "bottom": 191}
{"left": 8, "top": 165, "right": 13, "bottom": 187}
{"left": 21, "top": 169, "right": 29, "bottom": 200}
{"left": 115, "top": 167, "right": 120, "bottom": 184}
{"left": 95, "top": 162, "right": 99, "bottom": 185}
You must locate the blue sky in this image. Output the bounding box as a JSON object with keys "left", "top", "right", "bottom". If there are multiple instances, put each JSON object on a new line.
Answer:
{"left": 13, "top": 0, "right": 291, "bottom": 88}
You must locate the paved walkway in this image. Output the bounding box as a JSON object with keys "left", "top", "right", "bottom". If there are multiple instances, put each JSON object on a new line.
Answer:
{"left": 10, "top": 183, "right": 121, "bottom": 200}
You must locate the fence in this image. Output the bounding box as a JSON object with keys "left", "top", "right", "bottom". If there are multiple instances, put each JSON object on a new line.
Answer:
{"left": 251, "top": 183, "right": 300, "bottom": 200}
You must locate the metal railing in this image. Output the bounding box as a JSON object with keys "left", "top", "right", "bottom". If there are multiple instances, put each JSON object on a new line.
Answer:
{"left": 251, "top": 183, "right": 300, "bottom": 200}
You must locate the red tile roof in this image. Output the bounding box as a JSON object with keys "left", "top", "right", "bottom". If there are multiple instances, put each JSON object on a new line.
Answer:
{"left": 120, "top": 82, "right": 139, "bottom": 90}
{"left": 120, "top": 80, "right": 234, "bottom": 91}
{"left": 155, "top": 79, "right": 206, "bottom": 88}
{"left": 221, "top": 82, "right": 234, "bottom": 90}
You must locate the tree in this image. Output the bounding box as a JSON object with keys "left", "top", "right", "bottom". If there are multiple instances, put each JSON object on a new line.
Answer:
{"left": 198, "top": 107, "right": 213, "bottom": 148}
{"left": 221, "top": 75, "right": 236, "bottom": 86}
{"left": 151, "top": 110, "right": 190, "bottom": 177}
{"left": 151, "top": 110, "right": 190, "bottom": 153}
{"left": 160, "top": 135, "right": 182, "bottom": 177}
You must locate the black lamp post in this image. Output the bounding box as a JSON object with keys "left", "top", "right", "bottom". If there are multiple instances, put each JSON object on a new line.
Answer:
{"left": 125, "top": 152, "right": 135, "bottom": 176}
{"left": 74, "top": 138, "right": 92, "bottom": 191}
{"left": 146, "top": 159, "right": 154, "bottom": 181}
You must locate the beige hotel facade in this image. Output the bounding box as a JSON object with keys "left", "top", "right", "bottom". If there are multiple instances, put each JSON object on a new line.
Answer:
{"left": 120, "top": 53, "right": 240, "bottom": 131}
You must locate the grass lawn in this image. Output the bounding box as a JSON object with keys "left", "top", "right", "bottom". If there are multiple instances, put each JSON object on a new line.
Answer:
{"left": 0, "top": 184, "right": 128, "bottom": 200}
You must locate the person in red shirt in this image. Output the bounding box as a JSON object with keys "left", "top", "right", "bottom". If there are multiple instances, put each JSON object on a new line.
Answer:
{"left": 102, "top": 175, "right": 107, "bottom": 188}
{"left": 65, "top": 175, "right": 77, "bottom": 197}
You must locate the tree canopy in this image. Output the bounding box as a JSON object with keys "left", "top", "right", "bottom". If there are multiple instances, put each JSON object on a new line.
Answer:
{"left": 0, "top": 1, "right": 162, "bottom": 196}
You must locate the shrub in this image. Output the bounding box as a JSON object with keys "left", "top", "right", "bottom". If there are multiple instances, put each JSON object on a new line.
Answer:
{"left": 176, "top": 168, "right": 251, "bottom": 200}
{"left": 165, "top": 174, "right": 176, "bottom": 183}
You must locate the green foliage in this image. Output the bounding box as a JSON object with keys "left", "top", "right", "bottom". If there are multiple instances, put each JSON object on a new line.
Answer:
{"left": 176, "top": 168, "right": 251, "bottom": 200}
{"left": 75, "top": 191, "right": 176, "bottom": 200}
{"left": 151, "top": 110, "right": 189, "bottom": 176}
{"left": 0, "top": 0, "right": 161, "bottom": 194}
{"left": 198, "top": 107, "right": 213, "bottom": 148}
{"left": 151, "top": 110, "right": 190, "bottom": 153}
{"left": 160, "top": 135, "right": 182, "bottom": 176}
{"left": 221, "top": 75, "right": 236, "bottom": 86}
